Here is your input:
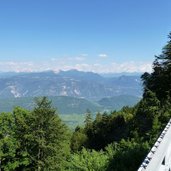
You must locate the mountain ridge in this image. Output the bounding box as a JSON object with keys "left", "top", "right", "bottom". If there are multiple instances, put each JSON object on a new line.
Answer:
{"left": 0, "top": 70, "right": 142, "bottom": 100}
{"left": 0, "top": 95, "right": 140, "bottom": 114}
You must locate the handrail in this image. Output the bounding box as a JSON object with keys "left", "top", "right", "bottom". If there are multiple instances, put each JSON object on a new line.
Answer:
{"left": 137, "top": 119, "right": 171, "bottom": 171}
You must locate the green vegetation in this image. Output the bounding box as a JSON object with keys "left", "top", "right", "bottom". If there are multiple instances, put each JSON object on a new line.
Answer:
{"left": 0, "top": 32, "right": 171, "bottom": 170}
{"left": 0, "top": 97, "right": 70, "bottom": 170}
{"left": 98, "top": 95, "right": 140, "bottom": 110}
{"left": 0, "top": 95, "right": 140, "bottom": 114}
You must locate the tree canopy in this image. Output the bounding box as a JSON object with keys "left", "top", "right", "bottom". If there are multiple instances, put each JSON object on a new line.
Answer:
{"left": 0, "top": 97, "right": 70, "bottom": 171}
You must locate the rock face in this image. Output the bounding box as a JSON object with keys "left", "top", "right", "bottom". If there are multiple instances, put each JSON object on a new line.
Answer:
{"left": 0, "top": 70, "right": 142, "bottom": 100}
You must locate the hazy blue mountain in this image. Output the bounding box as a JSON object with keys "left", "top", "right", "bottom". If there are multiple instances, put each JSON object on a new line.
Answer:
{"left": 0, "top": 72, "right": 21, "bottom": 78}
{"left": 0, "top": 96, "right": 102, "bottom": 114}
{"left": 0, "top": 95, "right": 140, "bottom": 114}
{"left": 0, "top": 70, "right": 142, "bottom": 100}
{"left": 100, "top": 72, "right": 142, "bottom": 77}
{"left": 98, "top": 95, "right": 141, "bottom": 111}
{"left": 58, "top": 69, "right": 103, "bottom": 81}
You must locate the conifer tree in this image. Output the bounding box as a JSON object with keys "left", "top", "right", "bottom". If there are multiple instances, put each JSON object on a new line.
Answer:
{"left": 133, "top": 90, "right": 161, "bottom": 140}
{"left": 142, "top": 32, "right": 171, "bottom": 104}
{"left": 0, "top": 112, "right": 18, "bottom": 170}
{"left": 25, "top": 97, "right": 70, "bottom": 170}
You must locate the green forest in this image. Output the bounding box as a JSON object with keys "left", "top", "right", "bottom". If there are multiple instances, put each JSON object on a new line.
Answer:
{"left": 0, "top": 33, "right": 171, "bottom": 171}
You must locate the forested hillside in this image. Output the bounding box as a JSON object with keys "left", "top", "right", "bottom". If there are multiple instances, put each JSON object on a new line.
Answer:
{"left": 0, "top": 33, "right": 171, "bottom": 170}
{"left": 0, "top": 95, "right": 140, "bottom": 114}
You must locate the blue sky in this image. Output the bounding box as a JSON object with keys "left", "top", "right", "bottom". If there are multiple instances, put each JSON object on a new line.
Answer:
{"left": 0, "top": 0, "right": 170, "bottom": 73}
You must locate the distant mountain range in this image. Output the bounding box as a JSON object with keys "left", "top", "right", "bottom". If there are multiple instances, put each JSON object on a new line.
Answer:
{"left": 0, "top": 70, "right": 142, "bottom": 113}
{"left": 0, "top": 70, "right": 142, "bottom": 100}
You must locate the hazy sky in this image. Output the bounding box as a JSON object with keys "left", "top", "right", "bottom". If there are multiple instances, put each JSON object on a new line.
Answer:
{"left": 0, "top": 0, "right": 170, "bottom": 73}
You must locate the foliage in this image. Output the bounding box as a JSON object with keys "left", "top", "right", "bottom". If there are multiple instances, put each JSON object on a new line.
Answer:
{"left": 67, "top": 148, "right": 109, "bottom": 171}
{"left": 71, "top": 107, "right": 135, "bottom": 151}
{"left": 141, "top": 32, "right": 171, "bottom": 104}
{"left": 0, "top": 97, "right": 71, "bottom": 170}
{"left": 132, "top": 90, "right": 161, "bottom": 141}
{"left": 106, "top": 140, "right": 150, "bottom": 171}
{"left": 139, "top": 32, "right": 171, "bottom": 140}
{"left": 27, "top": 97, "right": 71, "bottom": 170}
{"left": 71, "top": 126, "right": 88, "bottom": 152}
{"left": 0, "top": 112, "right": 19, "bottom": 170}
{"left": 68, "top": 139, "right": 150, "bottom": 171}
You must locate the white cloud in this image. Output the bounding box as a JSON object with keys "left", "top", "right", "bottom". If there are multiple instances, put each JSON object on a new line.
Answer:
{"left": 110, "top": 61, "right": 152, "bottom": 73}
{"left": 0, "top": 60, "right": 153, "bottom": 73}
{"left": 52, "top": 61, "right": 152, "bottom": 73}
{"left": 98, "top": 54, "right": 108, "bottom": 58}
{"left": 0, "top": 61, "right": 35, "bottom": 72}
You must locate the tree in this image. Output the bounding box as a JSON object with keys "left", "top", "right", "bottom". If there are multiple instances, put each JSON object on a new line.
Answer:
{"left": 67, "top": 148, "right": 109, "bottom": 171}
{"left": 0, "top": 97, "right": 71, "bottom": 170}
{"left": 0, "top": 112, "right": 19, "bottom": 171}
{"left": 133, "top": 90, "right": 161, "bottom": 141}
{"left": 12, "top": 107, "right": 31, "bottom": 170}
{"left": 84, "top": 109, "right": 93, "bottom": 130}
{"left": 106, "top": 140, "right": 149, "bottom": 171}
{"left": 70, "top": 126, "right": 88, "bottom": 152}
{"left": 22, "top": 97, "right": 71, "bottom": 170}
{"left": 142, "top": 32, "right": 171, "bottom": 104}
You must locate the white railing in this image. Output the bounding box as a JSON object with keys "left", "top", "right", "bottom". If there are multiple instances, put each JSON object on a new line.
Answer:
{"left": 138, "top": 119, "right": 171, "bottom": 171}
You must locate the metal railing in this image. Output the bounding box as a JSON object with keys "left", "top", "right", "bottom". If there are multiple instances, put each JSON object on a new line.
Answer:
{"left": 138, "top": 119, "right": 171, "bottom": 171}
